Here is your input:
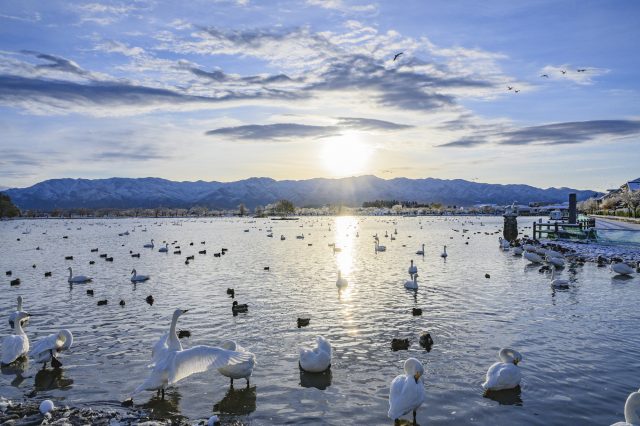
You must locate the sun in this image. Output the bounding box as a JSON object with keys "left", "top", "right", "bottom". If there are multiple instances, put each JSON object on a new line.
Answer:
{"left": 320, "top": 132, "right": 373, "bottom": 177}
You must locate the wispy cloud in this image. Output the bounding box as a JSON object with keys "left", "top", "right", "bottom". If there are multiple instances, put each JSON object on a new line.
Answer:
{"left": 205, "top": 123, "right": 338, "bottom": 140}
{"left": 336, "top": 117, "right": 412, "bottom": 130}
{"left": 438, "top": 120, "right": 640, "bottom": 147}
{"left": 306, "top": 0, "right": 377, "bottom": 13}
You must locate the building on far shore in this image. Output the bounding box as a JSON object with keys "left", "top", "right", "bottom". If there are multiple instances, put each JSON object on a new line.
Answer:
{"left": 596, "top": 177, "right": 640, "bottom": 206}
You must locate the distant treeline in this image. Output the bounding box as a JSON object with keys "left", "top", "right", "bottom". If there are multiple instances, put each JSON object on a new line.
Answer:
{"left": 362, "top": 200, "right": 445, "bottom": 209}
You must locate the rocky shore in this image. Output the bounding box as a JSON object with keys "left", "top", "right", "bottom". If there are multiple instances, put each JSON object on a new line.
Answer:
{"left": 0, "top": 397, "right": 228, "bottom": 426}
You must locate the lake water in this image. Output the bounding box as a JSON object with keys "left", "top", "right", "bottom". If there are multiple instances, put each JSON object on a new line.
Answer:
{"left": 1, "top": 216, "right": 639, "bottom": 425}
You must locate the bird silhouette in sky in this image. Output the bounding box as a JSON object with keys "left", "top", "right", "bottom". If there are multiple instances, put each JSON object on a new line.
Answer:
{"left": 393, "top": 52, "right": 403, "bottom": 61}
{"left": 507, "top": 86, "right": 513, "bottom": 90}
{"left": 540, "top": 74, "right": 549, "bottom": 78}
{"left": 561, "top": 70, "right": 567, "bottom": 74}
{"left": 577, "top": 68, "right": 586, "bottom": 72}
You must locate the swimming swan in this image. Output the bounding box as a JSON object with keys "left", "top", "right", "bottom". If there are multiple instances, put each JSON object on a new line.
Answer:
{"left": 1, "top": 312, "right": 30, "bottom": 365}
{"left": 67, "top": 267, "right": 92, "bottom": 284}
{"left": 143, "top": 239, "right": 155, "bottom": 248}
{"left": 134, "top": 309, "right": 252, "bottom": 399}
{"left": 388, "top": 358, "right": 426, "bottom": 423}
{"left": 217, "top": 340, "right": 256, "bottom": 387}
{"left": 299, "top": 336, "right": 332, "bottom": 373}
{"left": 404, "top": 273, "right": 418, "bottom": 290}
{"left": 30, "top": 329, "right": 73, "bottom": 368}
{"left": 482, "top": 348, "right": 522, "bottom": 391}
{"left": 408, "top": 260, "right": 418, "bottom": 276}
{"left": 336, "top": 271, "right": 348, "bottom": 290}
{"left": 131, "top": 269, "right": 150, "bottom": 283}
{"left": 416, "top": 244, "right": 425, "bottom": 255}
{"left": 550, "top": 266, "right": 569, "bottom": 289}
{"left": 8, "top": 296, "right": 29, "bottom": 329}
{"left": 440, "top": 245, "right": 448, "bottom": 258}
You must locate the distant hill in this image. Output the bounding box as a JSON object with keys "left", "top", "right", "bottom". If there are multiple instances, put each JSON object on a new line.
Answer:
{"left": 4, "top": 176, "right": 600, "bottom": 211}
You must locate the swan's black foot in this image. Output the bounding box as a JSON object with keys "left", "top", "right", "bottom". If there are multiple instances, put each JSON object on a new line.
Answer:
{"left": 51, "top": 356, "right": 62, "bottom": 369}
{"left": 246, "top": 378, "right": 250, "bottom": 388}
{"left": 161, "top": 388, "right": 165, "bottom": 400}
{"left": 413, "top": 410, "right": 417, "bottom": 425}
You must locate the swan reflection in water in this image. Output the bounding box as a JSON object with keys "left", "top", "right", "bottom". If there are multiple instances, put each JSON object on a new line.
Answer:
{"left": 140, "top": 388, "right": 185, "bottom": 422}
{"left": 1, "top": 356, "right": 28, "bottom": 387}
{"left": 35, "top": 367, "right": 74, "bottom": 391}
{"left": 483, "top": 385, "right": 523, "bottom": 406}
{"left": 214, "top": 385, "right": 257, "bottom": 416}
{"left": 299, "top": 368, "right": 332, "bottom": 390}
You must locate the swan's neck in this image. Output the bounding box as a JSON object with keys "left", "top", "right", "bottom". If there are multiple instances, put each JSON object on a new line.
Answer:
{"left": 17, "top": 298, "right": 22, "bottom": 311}
{"left": 68, "top": 269, "right": 72, "bottom": 278}
{"left": 168, "top": 314, "right": 180, "bottom": 347}
{"left": 625, "top": 393, "right": 640, "bottom": 424}
{"left": 551, "top": 268, "right": 556, "bottom": 280}
{"left": 15, "top": 320, "right": 25, "bottom": 336}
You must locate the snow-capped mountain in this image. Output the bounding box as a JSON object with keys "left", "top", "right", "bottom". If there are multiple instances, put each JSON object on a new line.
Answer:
{"left": 3, "top": 176, "right": 599, "bottom": 210}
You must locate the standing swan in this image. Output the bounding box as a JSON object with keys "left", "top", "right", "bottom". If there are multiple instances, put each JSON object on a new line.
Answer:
{"left": 336, "top": 271, "right": 348, "bottom": 290}
{"left": 1, "top": 312, "right": 30, "bottom": 365}
{"left": 388, "top": 358, "right": 426, "bottom": 424}
{"left": 482, "top": 348, "right": 522, "bottom": 391}
{"left": 217, "top": 340, "right": 256, "bottom": 387}
{"left": 408, "top": 260, "right": 418, "bottom": 276}
{"left": 30, "top": 329, "right": 73, "bottom": 368}
{"left": 8, "top": 296, "right": 29, "bottom": 329}
{"left": 404, "top": 273, "right": 418, "bottom": 290}
{"left": 133, "top": 309, "right": 251, "bottom": 399}
{"left": 131, "top": 269, "right": 150, "bottom": 283}
{"left": 299, "top": 336, "right": 332, "bottom": 373}
{"left": 440, "top": 246, "right": 448, "bottom": 258}
{"left": 67, "top": 267, "right": 92, "bottom": 284}
{"left": 611, "top": 390, "right": 640, "bottom": 425}
{"left": 611, "top": 261, "right": 635, "bottom": 276}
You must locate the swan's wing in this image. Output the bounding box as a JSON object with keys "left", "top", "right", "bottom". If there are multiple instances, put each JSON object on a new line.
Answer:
{"left": 495, "top": 364, "right": 521, "bottom": 388}
{"left": 2, "top": 335, "right": 28, "bottom": 364}
{"left": 29, "top": 333, "right": 58, "bottom": 358}
{"left": 169, "top": 346, "right": 252, "bottom": 384}
{"left": 388, "top": 375, "right": 416, "bottom": 419}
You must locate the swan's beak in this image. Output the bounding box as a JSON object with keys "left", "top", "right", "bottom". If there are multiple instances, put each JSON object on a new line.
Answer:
{"left": 513, "top": 360, "right": 519, "bottom": 366}
{"left": 414, "top": 372, "right": 421, "bottom": 383}
{"left": 182, "top": 309, "right": 189, "bottom": 313}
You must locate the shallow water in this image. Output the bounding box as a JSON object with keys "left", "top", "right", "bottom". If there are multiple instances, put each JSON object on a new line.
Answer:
{"left": 1, "top": 216, "right": 639, "bottom": 425}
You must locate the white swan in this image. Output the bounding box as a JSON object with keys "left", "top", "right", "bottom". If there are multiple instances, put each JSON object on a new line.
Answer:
{"left": 440, "top": 245, "right": 448, "bottom": 258}
{"left": 133, "top": 309, "right": 252, "bottom": 399}
{"left": 408, "top": 260, "right": 418, "bottom": 276}
{"left": 611, "top": 262, "right": 635, "bottom": 276}
{"left": 545, "top": 249, "right": 563, "bottom": 258}
{"left": 131, "top": 269, "right": 150, "bottom": 283}
{"left": 8, "top": 296, "right": 29, "bottom": 329}
{"left": 217, "top": 340, "right": 256, "bottom": 387}
{"left": 30, "top": 329, "right": 73, "bottom": 368}
{"left": 416, "top": 244, "right": 425, "bottom": 255}
{"left": 299, "top": 335, "right": 332, "bottom": 373}
{"left": 67, "top": 267, "right": 92, "bottom": 284}
{"left": 550, "top": 266, "right": 570, "bottom": 289}
{"left": 546, "top": 255, "right": 565, "bottom": 268}
{"left": 611, "top": 390, "right": 640, "bottom": 426}
{"left": 482, "top": 348, "right": 522, "bottom": 391}
{"left": 522, "top": 244, "right": 536, "bottom": 252}
{"left": 523, "top": 251, "right": 543, "bottom": 264}
{"left": 388, "top": 358, "right": 426, "bottom": 423}
{"left": 336, "top": 271, "right": 348, "bottom": 290}
{"left": 499, "top": 237, "right": 510, "bottom": 249}
{"left": 404, "top": 273, "right": 418, "bottom": 290}
{"left": 375, "top": 241, "right": 386, "bottom": 252}
{"left": 159, "top": 243, "right": 169, "bottom": 253}
{"left": 143, "top": 239, "right": 155, "bottom": 248}
{"left": 1, "top": 312, "right": 30, "bottom": 365}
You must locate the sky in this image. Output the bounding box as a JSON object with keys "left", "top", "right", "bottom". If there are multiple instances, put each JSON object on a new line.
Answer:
{"left": 0, "top": 0, "right": 639, "bottom": 191}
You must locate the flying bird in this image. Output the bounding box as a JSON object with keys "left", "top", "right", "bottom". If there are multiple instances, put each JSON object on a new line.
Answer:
{"left": 540, "top": 74, "right": 549, "bottom": 78}
{"left": 577, "top": 68, "right": 586, "bottom": 72}
{"left": 561, "top": 70, "right": 567, "bottom": 74}
{"left": 507, "top": 86, "right": 513, "bottom": 91}
{"left": 514, "top": 89, "right": 520, "bottom": 93}
{"left": 393, "top": 52, "right": 403, "bottom": 61}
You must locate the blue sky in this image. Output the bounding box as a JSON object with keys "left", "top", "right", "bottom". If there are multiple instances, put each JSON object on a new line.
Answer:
{"left": 0, "top": 0, "right": 638, "bottom": 191}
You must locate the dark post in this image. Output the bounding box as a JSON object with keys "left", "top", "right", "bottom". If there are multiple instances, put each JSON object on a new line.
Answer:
{"left": 568, "top": 193, "right": 577, "bottom": 224}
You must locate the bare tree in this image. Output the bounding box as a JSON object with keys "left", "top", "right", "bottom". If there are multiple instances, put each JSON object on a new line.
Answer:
{"left": 620, "top": 190, "right": 640, "bottom": 218}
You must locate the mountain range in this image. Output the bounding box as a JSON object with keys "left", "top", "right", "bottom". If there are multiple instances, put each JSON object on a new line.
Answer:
{"left": 2, "top": 176, "right": 599, "bottom": 211}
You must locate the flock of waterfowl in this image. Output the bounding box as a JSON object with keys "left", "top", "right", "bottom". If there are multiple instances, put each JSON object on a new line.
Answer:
{"left": 2, "top": 217, "right": 640, "bottom": 425}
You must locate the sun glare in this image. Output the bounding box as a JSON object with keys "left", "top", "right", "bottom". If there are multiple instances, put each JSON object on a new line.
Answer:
{"left": 321, "top": 132, "right": 372, "bottom": 177}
